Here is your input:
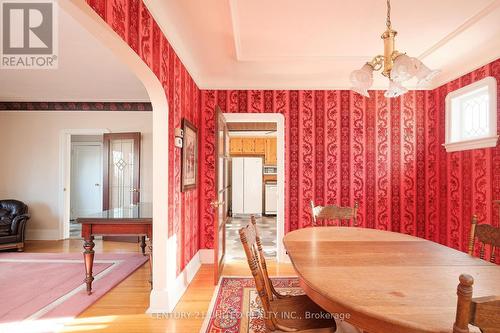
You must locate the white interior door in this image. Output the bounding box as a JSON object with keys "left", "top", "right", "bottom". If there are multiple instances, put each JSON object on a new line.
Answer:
{"left": 70, "top": 144, "right": 103, "bottom": 218}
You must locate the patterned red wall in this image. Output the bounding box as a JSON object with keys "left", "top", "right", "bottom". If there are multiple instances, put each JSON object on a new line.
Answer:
{"left": 83, "top": 1, "right": 500, "bottom": 266}
{"left": 86, "top": 0, "right": 200, "bottom": 274}
{"left": 435, "top": 59, "right": 500, "bottom": 260}
{"left": 199, "top": 59, "right": 500, "bottom": 263}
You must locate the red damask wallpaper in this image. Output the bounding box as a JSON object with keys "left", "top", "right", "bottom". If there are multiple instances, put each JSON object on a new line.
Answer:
{"left": 86, "top": 0, "right": 500, "bottom": 269}
{"left": 199, "top": 59, "right": 500, "bottom": 263}
{"left": 86, "top": 0, "right": 201, "bottom": 274}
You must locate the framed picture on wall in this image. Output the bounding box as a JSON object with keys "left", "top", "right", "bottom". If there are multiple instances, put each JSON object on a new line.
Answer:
{"left": 181, "top": 119, "right": 198, "bottom": 191}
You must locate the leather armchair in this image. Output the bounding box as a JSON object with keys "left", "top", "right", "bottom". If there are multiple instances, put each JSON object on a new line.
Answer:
{"left": 0, "top": 200, "right": 30, "bottom": 251}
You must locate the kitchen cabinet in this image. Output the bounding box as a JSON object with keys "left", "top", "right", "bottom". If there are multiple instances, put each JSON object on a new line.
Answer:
{"left": 230, "top": 137, "right": 277, "bottom": 166}
{"left": 230, "top": 138, "right": 243, "bottom": 154}
{"left": 242, "top": 138, "right": 255, "bottom": 152}
{"left": 254, "top": 138, "right": 266, "bottom": 153}
{"left": 265, "top": 138, "right": 277, "bottom": 165}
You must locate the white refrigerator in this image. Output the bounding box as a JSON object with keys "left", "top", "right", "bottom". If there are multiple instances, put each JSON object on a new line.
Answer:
{"left": 232, "top": 157, "right": 263, "bottom": 215}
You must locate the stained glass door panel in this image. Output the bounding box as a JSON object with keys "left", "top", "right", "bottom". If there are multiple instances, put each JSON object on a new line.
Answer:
{"left": 103, "top": 133, "right": 141, "bottom": 210}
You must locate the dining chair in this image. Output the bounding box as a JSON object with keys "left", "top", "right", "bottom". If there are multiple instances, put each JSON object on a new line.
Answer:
{"left": 239, "top": 221, "right": 336, "bottom": 332}
{"left": 468, "top": 214, "right": 500, "bottom": 263}
{"left": 250, "top": 215, "right": 290, "bottom": 299}
{"left": 310, "top": 200, "right": 359, "bottom": 227}
{"left": 453, "top": 274, "right": 500, "bottom": 333}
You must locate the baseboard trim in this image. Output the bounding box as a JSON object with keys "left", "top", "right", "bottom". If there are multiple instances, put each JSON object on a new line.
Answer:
{"left": 26, "top": 229, "right": 60, "bottom": 240}
{"left": 147, "top": 249, "right": 204, "bottom": 314}
{"left": 166, "top": 251, "right": 202, "bottom": 310}
{"left": 146, "top": 289, "right": 171, "bottom": 315}
{"left": 198, "top": 249, "right": 214, "bottom": 264}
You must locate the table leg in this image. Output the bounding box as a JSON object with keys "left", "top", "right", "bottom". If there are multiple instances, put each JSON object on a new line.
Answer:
{"left": 83, "top": 236, "right": 95, "bottom": 295}
{"left": 140, "top": 236, "right": 146, "bottom": 255}
{"left": 148, "top": 237, "right": 153, "bottom": 290}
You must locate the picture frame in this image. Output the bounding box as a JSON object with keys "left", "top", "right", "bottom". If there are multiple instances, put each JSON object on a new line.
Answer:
{"left": 181, "top": 119, "right": 198, "bottom": 191}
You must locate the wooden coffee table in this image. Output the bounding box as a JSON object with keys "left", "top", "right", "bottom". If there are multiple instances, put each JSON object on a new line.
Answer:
{"left": 77, "top": 203, "right": 152, "bottom": 295}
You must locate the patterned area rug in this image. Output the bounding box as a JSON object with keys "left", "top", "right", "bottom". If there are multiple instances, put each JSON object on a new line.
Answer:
{"left": 0, "top": 252, "right": 148, "bottom": 333}
{"left": 200, "top": 277, "right": 304, "bottom": 333}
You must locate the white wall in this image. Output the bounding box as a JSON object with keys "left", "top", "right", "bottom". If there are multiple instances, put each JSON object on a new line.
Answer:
{"left": 0, "top": 111, "right": 152, "bottom": 240}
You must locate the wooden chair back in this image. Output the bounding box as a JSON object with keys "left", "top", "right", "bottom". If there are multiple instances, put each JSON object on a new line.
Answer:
{"left": 310, "top": 200, "right": 359, "bottom": 226}
{"left": 250, "top": 216, "right": 289, "bottom": 300}
{"left": 468, "top": 214, "right": 500, "bottom": 263}
{"left": 239, "top": 221, "right": 276, "bottom": 330}
{"left": 453, "top": 274, "right": 500, "bottom": 333}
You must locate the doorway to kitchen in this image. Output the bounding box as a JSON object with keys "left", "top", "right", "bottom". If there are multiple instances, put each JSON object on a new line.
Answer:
{"left": 222, "top": 114, "right": 285, "bottom": 261}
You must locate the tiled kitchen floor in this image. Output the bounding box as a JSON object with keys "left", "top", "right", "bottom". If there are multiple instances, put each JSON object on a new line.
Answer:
{"left": 226, "top": 215, "right": 277, "bottom": 260}
{"left": 70, "top": 219, "right": 81, "bottom": 239}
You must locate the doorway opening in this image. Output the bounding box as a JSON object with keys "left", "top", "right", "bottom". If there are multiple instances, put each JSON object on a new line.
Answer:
{"left": 61, "top": 130, "right": 145, "bottom": 240}
{"left": 69, "top": 135, "right": 104, "bottom": 238}
{"left": 214, "top": 112, "right": 285, "bottom": 272}
{"left": 226, "top": 123, "right": 277, "bottom": 260}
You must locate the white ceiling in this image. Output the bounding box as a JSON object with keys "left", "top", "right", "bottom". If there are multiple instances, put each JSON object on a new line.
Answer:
{"left": 0, "top": 5, "right": 150, "bottom": 102}
{"left": 146, "top": 0, "right": 500, "bottom": 90}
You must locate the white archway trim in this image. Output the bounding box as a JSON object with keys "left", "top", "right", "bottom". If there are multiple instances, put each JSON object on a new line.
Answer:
{"left": 223, "top": 113, "right": 287, "bottom": 262}
{"left": 61, "top": 0, "right": 172, "bottom": 313}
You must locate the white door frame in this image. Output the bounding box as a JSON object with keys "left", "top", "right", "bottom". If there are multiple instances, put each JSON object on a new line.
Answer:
{"left": 59, "top": 129, "right": 110, "bottom": 239}
{"left": 223, "top": 113, "right": 287, "bottom": 262}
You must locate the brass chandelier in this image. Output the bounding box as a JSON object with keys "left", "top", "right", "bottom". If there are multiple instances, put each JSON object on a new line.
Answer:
{"left": 350, "top": 0, "right": 440, "bottom": 98}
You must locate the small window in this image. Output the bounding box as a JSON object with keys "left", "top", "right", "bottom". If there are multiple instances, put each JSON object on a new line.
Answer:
{"left": 444, "top": 76, "right": 498, "bottom": 152}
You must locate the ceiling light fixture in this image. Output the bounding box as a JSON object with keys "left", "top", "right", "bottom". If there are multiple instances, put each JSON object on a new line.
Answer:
{"left": 350, "top": 0, "right": 440, "bottom": 98}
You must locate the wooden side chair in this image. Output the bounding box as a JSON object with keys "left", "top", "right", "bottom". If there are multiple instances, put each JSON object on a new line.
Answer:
{"left": 250, "top": 215, "right": 289, "bottom": 300}
{"left": 468, "top": 215, "right": 500, "bottom": 263}
{"left": 310, "top": 200, "right": 359, "bottom": 227}
{"left": 453, "top": 274, "right": 500, "bottom": 333}
{"left": 239, "top": 220, "right": 336, "bottom": 332}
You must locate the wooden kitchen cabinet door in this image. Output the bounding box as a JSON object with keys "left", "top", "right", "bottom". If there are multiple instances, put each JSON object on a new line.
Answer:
{"left": 242, "top": 138, "right": 255, "bottom": 153}
{"left": 230, "top": 138, "right": 243, "bottom": 154}
{"left": 265, "top": 138, "right": 277, "bottom": 165}
{"left": 254, "top": 138, "right": 266, "bottom": 154}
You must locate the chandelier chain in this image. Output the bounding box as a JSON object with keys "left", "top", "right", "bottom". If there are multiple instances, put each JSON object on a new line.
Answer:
{"left": 386, "top": 0, "right": 391, "bottom": 29}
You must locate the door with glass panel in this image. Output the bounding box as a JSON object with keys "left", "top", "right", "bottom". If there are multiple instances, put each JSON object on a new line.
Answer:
{"left": 103, "top": 132, "right": 141, "bottom": 210}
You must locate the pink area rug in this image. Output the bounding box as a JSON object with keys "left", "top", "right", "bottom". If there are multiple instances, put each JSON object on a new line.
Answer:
{"left": 0, "top": 252, "right": 148, "bottom": 324}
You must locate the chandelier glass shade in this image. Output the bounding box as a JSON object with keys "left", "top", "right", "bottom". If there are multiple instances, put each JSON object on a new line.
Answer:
{"left": 350, "top": 0, "right": 440, "bottom": 98}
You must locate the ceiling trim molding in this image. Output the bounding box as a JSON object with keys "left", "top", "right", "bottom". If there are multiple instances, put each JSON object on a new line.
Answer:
{"left": 431, "top": 54, "right": 500, "bottom": 89}
{"left": 197, "top": 83, "right": 433, "bottom": 91}
{"left": 419, "top": 0, "right": 500, "bottom": 60}
{"left": 144, "top": 0, "right": 500, "bottom": 91}
{"left": 229, "top": 0, "right": 243, "bottom": 61}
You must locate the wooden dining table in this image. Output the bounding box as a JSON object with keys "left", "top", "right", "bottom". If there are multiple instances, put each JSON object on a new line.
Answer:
{"left": 283, "top": 227, "right": 500, "bottom": 333}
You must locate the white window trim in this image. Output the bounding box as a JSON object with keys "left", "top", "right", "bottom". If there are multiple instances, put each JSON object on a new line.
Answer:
{"left": 444, "top": 76, "right": 498, "bottom": 152}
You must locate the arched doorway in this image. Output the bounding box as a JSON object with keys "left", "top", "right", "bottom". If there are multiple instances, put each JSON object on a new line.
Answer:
{"left": 60, "top": 0, "right": 172, "bottom": 313}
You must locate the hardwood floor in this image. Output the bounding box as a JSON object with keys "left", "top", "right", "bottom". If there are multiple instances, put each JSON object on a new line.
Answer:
{"left": 23, "top": 239, "right": 294, "bottom": 333}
